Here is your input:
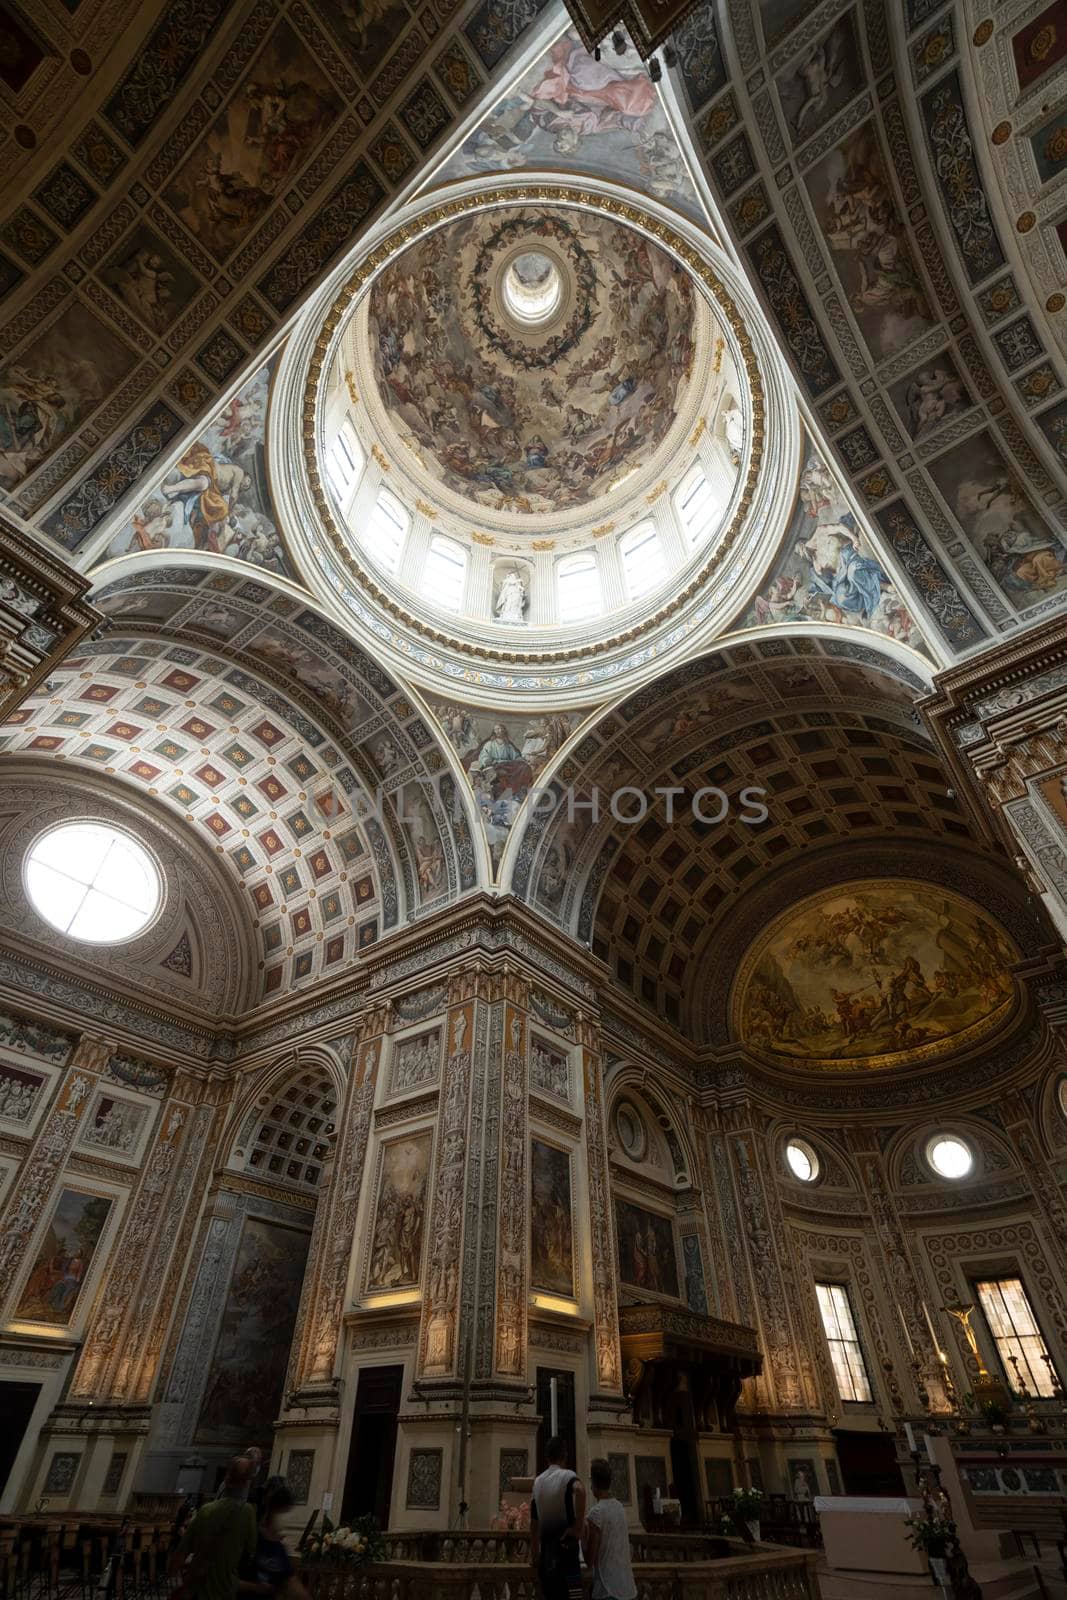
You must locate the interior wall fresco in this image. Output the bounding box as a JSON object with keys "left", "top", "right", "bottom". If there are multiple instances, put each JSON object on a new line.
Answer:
{"left": 0, "top": 568, "right": 480, "bottom": 998}
{"left": 0, "top": 0, "right": 553, "bottom": 546}
{"left": 673, "top": 0, "right": 1067, "bottom": 652}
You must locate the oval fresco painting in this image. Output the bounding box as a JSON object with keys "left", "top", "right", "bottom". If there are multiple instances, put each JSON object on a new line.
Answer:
{"left": 734, "top": 880, "right": 1018, "bottom": 1069}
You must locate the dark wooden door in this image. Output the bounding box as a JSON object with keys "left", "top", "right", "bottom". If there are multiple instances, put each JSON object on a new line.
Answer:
{"left": 342, "top": 1365, "right": 404, "bottom": 1528}
{"left": 0, "top": 1383, "right": 40, "bottom": 1500}
{"left": 535, "top": 1367, "right": 576, "bottom": 1474}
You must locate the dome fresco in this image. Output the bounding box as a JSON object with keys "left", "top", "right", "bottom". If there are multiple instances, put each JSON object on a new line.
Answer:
{"left": 366, "top": 206, "right": 697, "bottom": 516}
{"left": 733, "top": 880, "right": 1018, "bottom": 1070}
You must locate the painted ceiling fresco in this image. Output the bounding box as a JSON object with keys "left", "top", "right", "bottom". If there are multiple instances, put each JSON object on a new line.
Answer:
{"left": 431, "top": 25, "right": 707, "bottom": 223}
{"left": 0, "top": 568, "right": 476, "bottom": 997}
{"left": 0, "top": 0, "right": 552, "bottom": 547}
{"left": 733, "top": 880, "right": 1018, "bottom": 1070}
{"left": 366, "top": 205, "right": 697, "bottom": 514}
{"left": 94, "top": 359, "right": 290, "bottom": 576}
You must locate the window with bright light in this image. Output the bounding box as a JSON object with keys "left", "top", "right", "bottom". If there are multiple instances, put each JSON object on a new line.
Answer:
{"left": 557, "top": 551, "right": 601, "bottom": 623}
{"left": 326, "top": 421, "right": 364, "bottom": 501}
{"left": 786, "top": 1139, "right": 819, "bottom": 1183}
{"left": 676, "top": 466, "right": 721, "bottom": 547}
{"left": 816, "top": 1282, "right": 873, "bottom": 1402}
{"left": 927, "top": 1135, "right": 973, "bottom": 1180}
{"left": 619, "top": 521, "right": 667, "bottom": 600}
{"left": 364, "top": 488, "right": 408, "bottom": 574}
{"left": 25, "top": 822, "right": 160, "bottom": 944}
{"left": 975, "top": 1278, "right": 1058, "bottom": 1397}
{"left": 424, "top": 535, "right": 467, "bottom": 612}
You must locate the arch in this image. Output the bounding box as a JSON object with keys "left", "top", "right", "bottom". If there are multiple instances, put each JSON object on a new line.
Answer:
{"left": 223, "top": 1051, "right": 342, "bottom": 1195}
{"left": 2, "top": 561, "right": 487, "bottom": 1004}
{"left": 603, "top": 1062, "right": 698, "bottom": 1189}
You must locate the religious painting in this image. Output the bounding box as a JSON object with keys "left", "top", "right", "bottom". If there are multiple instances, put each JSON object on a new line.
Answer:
{"left": 102, "top": 362, "right": 290, "bottom": 574}
{"left": 631, "top": 677, "right": 763, "bottom": 760}
{"left": 367, "top": 1133, "right": 432, "bottom": 1291}
{"left": 634, "top": 1455, "right": 669, "bottom": 1516}
{"left": 614, "top": 1198, "right": 679, "bottom": 1298}
{"left": 432, "top": 698, "right": 588, "bottom": 874}
{"left": 530, "top": 1035, "right": 569, "bottom": 1100}
{"left": 99, "top": 223, "right": 201, "bottom": 335}
{"left": 805, "top": 122, "right": 935, "bottom": 361}
{"left": 396, "top": 784, "right": 447, "bottom": 905}
{"left": 434, "top": 28, "right": 704, "bottom": 222}
{"left": 530, "top": 1138, "right": 574, "bottom": 1297}
{"left": 251, "top": 628, "right": 372, "bottom": 727}
{"left": 0, "top": 1061, "right": 48, "bottom": 1128}
{"left": 163, "top": 21, "right": 342, "bottom": 261}
{"left": 15, "top": 1188, "right": 113, "bottom": 1326}
{"left": 737, "top": 445, "right": 924, "bottom": 651}
{"left": 327, "top": 0, "right": 411, "bottom": 80}
{"left": 196, "top": 1216, "right": 310, "bottom": 1443}
{"left": 887, "top": 354, "right": 973, "bottom": 442}
{"left": 787, "top": 1459, "right": 819, "bottom": 1499}
{"left": 1036, "top": 769, "right": 1067, "bottom": 836}
{"left": 776, "top": 11, "right": 864, "bottom": 145}
{"left": 92, "top": 583, "right": 196, "bottom": 624}
{"left": 704, "top": 1458, "right": 732, "bottom": 1497}
{"left": 759, "top": 0, "right": 822, "bottom": 45}
{"left": 926, "top": 430, "right": 1067, "bottom": 605}
{"left": 389, "top": 1029, "right": 441, "bottom": 1095}
{"left": 0, "top": 1011, "right": 70, "bottom": 1062}
{"left": 367, "top": 207, "right": 695, "bottom": 516}
{"left": 0, "top": 303, "right": 136, "bottom": 491}
{"left": 77, "top": 1091, "right": 150, "bottom": 1159}
{"left": 735, "top": 880, "right": 1018, "bottom": 1068}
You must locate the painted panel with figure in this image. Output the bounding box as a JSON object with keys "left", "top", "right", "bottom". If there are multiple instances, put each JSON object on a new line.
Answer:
{"left": 735, "top": 880, "right": 1018, "bottom": 1068}
{"left": 776, "top": 12, "right": 864, "bottom": 145}
{"left": 886, "top": 355, "right": 972, "bottom": 442}
{"left": 196, "top": 1217, "right": 310, "bottom": 1444}
{"left": 99, "top": 223, "right": 202, "bottom": 335}
{"left": 615, "top": 1198, "right": 679, "bottom": 1298}
{"left": 101, "top": 362, "right": 289, "bottom": 574}
{"left": 0, "top": 303, "right": 136, "bottom": 491}
{"left": 530, "top": 1138, "right": 574, "bottom": 1297}
{"left": 367, "top": 1133, "right": 432, "bottom": 1292}
{"left": 926, "top": 430, "right": 1067, "bottom": 606}
{"left": 737, "top": 445, "right": 924, "bottom": 651}
{"left": 805, "top": 122, "right": 935, "bottom": 361}
{"left": 434, "top": 28, "right": 704, "bottom": 222}
{"left": 163, "top": 21, "right": 342, "bottom": 260}
{"left": 15, "top": 1188, "right": 113, "bottom": 1326}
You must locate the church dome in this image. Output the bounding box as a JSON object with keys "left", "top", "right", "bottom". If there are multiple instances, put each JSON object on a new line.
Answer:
{"left": 363, "top": 206, "right": 698, "bottom": 517}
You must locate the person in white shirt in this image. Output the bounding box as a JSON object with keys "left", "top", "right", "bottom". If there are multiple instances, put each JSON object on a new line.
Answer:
{"left": 530, "top": 1437, "right": 585, "bottom": 1600}
{"left": 582, "top": 1458, "right": 636, "bottom": 1600}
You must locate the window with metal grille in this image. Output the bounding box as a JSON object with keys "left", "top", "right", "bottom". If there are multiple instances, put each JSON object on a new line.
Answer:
{"left": 619, "top": 521, "right": 667, "bottom": 599}
{"left": 975, "top": 1277, "right": 1058, "bottom": 1397}
{"left": 364, "top": 488, "right": 407, "bottom": 574}
{"left": 816, "top": 1282, "right": 873, "bottom": 1402}
{"left": 424, "top": 535, "right": 467, "bottom": 611}
{"left": 327, "top": 420, "right": 364, "bottom": 501}
{"left": 557, "top": 551, "right": 601, "bottom": 623}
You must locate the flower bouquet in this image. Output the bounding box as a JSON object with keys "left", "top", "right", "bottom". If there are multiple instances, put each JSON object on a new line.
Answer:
{"left": 302, "top": 1515, "right": 384, "bottom": 1566}
{"left": 490, "top": 1500, "right": 531, "bottom": 1533}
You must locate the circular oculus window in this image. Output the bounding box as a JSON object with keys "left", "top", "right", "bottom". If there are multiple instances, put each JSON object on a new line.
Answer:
{"left": 785, "top": 1139, "right": 819, "bottom": 1182}
{"left": 25, "top": 822, "right": 161, "bottom": 944}
{"left": 926, "top": 1134, "right": 973, "bottom": 1180}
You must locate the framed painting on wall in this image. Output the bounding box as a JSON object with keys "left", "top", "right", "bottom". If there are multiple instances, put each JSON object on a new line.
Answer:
{"left": 614, "top": 1198, "right": 679, "bottom": 1298}
{"left": 366, "top": 1131, "right": 432, "bottom": 1292}
{"left": 530, "top": 1138, "right": 574, "bottom": 1297}
{"left": 15, "top": 1187, "right": 114, "bottom": 1326}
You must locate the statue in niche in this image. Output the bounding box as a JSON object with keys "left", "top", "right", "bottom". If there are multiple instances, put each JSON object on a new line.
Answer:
{"left": 495, "top": 568, "right": 528, "bottom": 624}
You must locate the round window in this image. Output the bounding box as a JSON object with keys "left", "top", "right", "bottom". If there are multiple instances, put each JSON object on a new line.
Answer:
{"left": 25, "top": 822, "right": 161, "bottom": 944}
{"left": 615, "top": 1101, "right": 647, "bottom": 1161}
{"left": 926, "top": 1134, "right": 973, "bottom": 1180}
{"left": 785, "top": 1138, "right": 819, "bottom": 1182}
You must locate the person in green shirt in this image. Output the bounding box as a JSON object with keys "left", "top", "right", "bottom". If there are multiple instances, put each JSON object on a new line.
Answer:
{"left": 171, "top": 1457, "right": 258, "bottom": 1600}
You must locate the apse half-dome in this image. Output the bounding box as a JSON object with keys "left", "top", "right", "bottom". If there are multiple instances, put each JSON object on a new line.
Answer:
{"left": 732, "top": 880, "right": 1019, "bottom": 1071}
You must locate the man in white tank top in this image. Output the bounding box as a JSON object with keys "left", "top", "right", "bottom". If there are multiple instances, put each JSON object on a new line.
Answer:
{"left": 530, "top": 1436, "right": 585, "bottom": 1600}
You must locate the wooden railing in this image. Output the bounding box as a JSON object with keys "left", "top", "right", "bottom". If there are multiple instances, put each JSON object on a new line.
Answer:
{"left": 299, "top": 1545, "right": 821, "bottom": 1600}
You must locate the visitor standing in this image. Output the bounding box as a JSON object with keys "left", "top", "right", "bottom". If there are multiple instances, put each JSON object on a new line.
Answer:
{"left": 583, "top": 1459, "right": 636, "bottom": 1600}
{"left": 530, "top": 1437, "right": 585, "bottom": 1600}
{"left": 170, "top": 1456, "right": 257, "bottom": 1600}
{"left": 239, "top": 1478, "right": 309, "bottom": 1600}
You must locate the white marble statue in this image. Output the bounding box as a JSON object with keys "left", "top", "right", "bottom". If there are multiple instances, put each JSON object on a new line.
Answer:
{"left": 495, "top": 569, "right": 527, "bottom": 624}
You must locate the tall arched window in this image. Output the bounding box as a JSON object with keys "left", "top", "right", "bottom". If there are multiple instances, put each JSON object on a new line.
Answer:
{"left": 364, "top": 487, "right": 408, "bottom": 574}
{"left": 557, "top": 551, "right": 601, "bottom": 623}
{"left": 326, "top": 419, "right": 364, "bottom": 504}
{"left": 424, "top": 535, "right": 467, "bottom": 611}
{"left": 619, "top": 521, "right": 667, "bottom": 600}
{"left": 675, "top": 464, "right": 721, "bottom": 546}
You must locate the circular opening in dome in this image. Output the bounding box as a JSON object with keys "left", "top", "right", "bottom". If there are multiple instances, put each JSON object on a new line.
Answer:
{"left": 927, "top": 1135, "right": 973, "bottom": 1181}
{"left": 25, "top": 821, "right": 161, "bottom": 944}
{"left": 502, "top": 252, "right": 563, "bottom": 325}
{"left": 785, "top": 1139, "right": 819, "bottom": 1183}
